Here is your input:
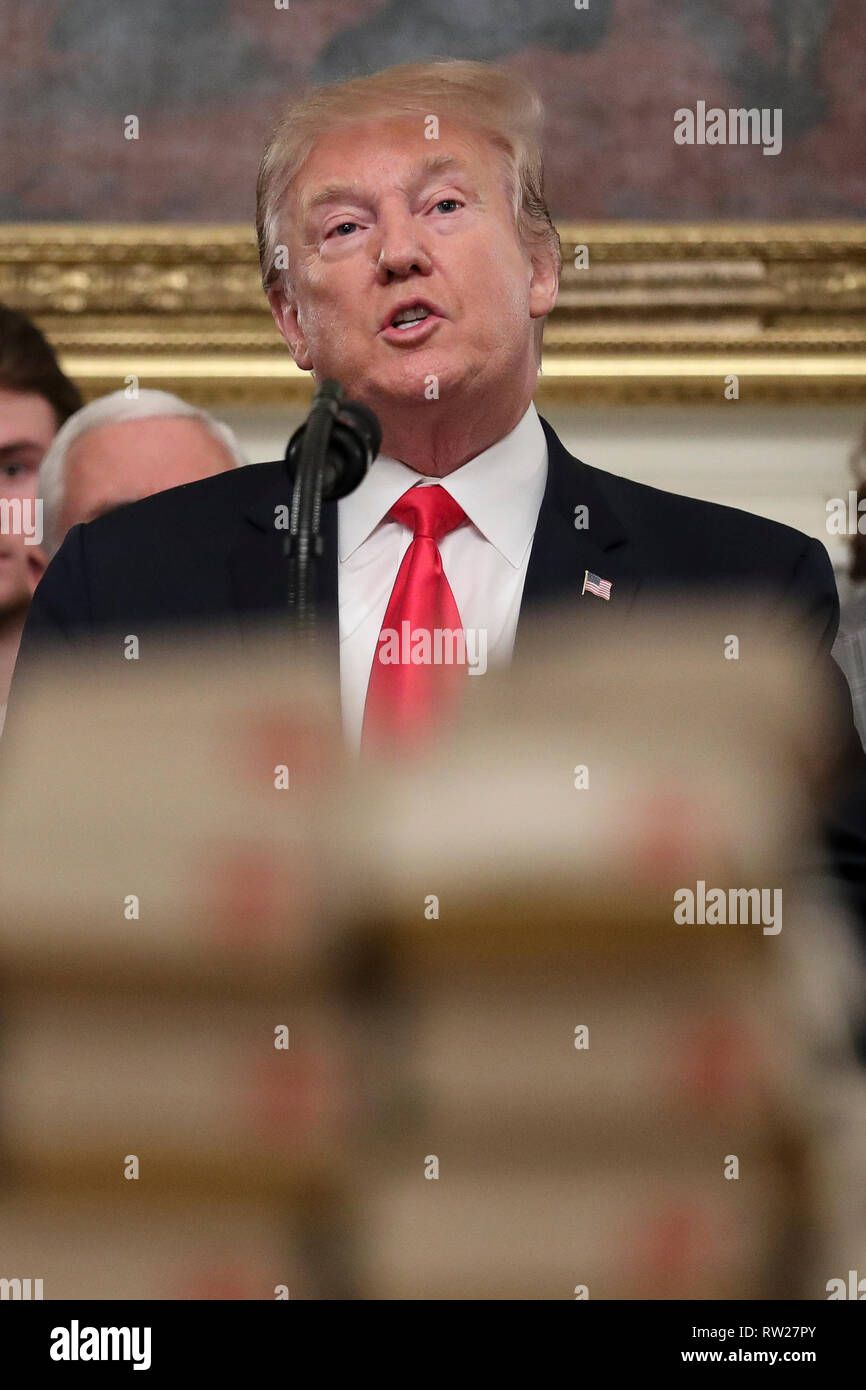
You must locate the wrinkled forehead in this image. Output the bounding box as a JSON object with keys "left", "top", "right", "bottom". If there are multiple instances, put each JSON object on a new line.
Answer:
{"left": 290, "top": 115, "right": 511, "bottom": 221}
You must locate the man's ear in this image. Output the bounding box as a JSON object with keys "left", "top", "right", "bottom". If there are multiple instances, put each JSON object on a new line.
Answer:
{"left": 528, "top": 247, "right": 560, "bottom": 322}
{"left": 267, "top": 285, "right": 313, "bottom": 372}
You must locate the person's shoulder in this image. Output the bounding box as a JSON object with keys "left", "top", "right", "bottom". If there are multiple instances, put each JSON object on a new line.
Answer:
{"left": 80, "top": 459, "right": 285, "bottom": 546}
{"left": 544, "top": 422, "right": 820, "bottom": 578}
{"left": 595, "top": 463, "right": 810, "bottom": 553}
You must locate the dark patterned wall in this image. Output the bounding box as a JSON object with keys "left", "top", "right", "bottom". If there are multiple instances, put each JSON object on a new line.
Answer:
{"left": 0, "top": 0, "right": 862, "bottom": 223}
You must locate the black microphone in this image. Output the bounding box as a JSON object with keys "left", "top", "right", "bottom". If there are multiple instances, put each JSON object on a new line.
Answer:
{"left": 282, "top": 381, "right": 382, "bottom": 642}
{"left": 285, "top": 388, "right": 382, "bottom": 501}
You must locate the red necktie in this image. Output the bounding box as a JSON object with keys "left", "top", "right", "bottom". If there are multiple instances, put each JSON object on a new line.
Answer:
{"left": 362, "top": 485, "right": 469, "bottom": 754}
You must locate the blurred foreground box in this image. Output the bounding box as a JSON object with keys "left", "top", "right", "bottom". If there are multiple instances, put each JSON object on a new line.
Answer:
{"left": 0, "top": 608, "right": 863, "bottom": 1299}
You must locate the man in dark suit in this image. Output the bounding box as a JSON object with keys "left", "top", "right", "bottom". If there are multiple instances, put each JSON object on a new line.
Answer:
{"left": 7, "top": 58, "right": 866, "bottom": 926}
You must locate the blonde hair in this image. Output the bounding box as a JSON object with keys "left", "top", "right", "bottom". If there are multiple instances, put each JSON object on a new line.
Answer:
{"left": 255, "top": 59, "right": 561, "bottom": 352}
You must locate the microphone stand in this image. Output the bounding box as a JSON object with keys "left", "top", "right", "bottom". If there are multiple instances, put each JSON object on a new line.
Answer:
{"left": 285, "top": 380, "right": 345, "bottom": 650}
{"left": 284, "top": 380, "right": 382, "bottom": 651}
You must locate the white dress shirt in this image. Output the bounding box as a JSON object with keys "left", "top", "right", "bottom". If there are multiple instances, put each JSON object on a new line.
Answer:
{"left": 337, "top": 402, "right": 549, "bottom": 751}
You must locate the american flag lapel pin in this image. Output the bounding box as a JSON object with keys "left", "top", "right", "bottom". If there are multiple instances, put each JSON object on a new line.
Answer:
{"left": 582, "top": 570, "right": 612, "bottom": 600}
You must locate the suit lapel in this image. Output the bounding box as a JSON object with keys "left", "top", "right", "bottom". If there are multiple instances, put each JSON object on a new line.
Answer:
{"left": 224, "top": 419, "right": 639, "bottom": 676}
{"left": 517, "top": 417, "right": 642, "bottom": 649}
{"left": 226, "top": 460, "right": 340, "bottom": 677}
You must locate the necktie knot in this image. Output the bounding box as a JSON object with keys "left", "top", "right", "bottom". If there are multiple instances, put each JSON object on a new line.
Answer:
{"left": 389, "top": 484, "right": 467, "bottom": 544}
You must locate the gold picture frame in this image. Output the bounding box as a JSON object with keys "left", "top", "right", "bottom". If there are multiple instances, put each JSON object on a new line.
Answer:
{"left": 1, "top": 223, "right": 864, "bottom": 405}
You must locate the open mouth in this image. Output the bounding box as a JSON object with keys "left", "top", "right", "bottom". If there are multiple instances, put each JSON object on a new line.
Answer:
{"left": 380, "top": 300, "right": 444, "bottom": 340}
{"left": 390, "top": 305, "right": 432, "bottom": 330}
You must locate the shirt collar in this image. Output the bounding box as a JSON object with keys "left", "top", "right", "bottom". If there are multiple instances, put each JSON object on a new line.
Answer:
{"left": 337, "top": 402, "right": 548, "bottom": 568}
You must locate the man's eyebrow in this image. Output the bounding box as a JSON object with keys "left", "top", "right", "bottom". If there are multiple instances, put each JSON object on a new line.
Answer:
{"left": 302, "top": 153, "right": 471, "bottom": 215}
{"left": 0, "top": 441, "right": 42, "bottom": 458}
{"left": 303, "top": 181, "right": 369, "bottom": 215}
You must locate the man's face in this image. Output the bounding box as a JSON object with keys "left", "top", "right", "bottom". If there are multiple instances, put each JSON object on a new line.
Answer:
{"left": 0, "top": 529, "right": 45, "bottom": 619}
{"left": 269, "top": 116, "right": 558, "bottom": 412}
{"left": 0, "top": 388, "right": 58, "bottom": 500}
{"left": 55, "top": 417, "right": 236, "bottom": 545}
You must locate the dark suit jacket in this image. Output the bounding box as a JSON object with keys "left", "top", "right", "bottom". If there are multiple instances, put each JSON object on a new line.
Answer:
{"left": 8, "top": 417, "right": 866, "bottom": 929}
